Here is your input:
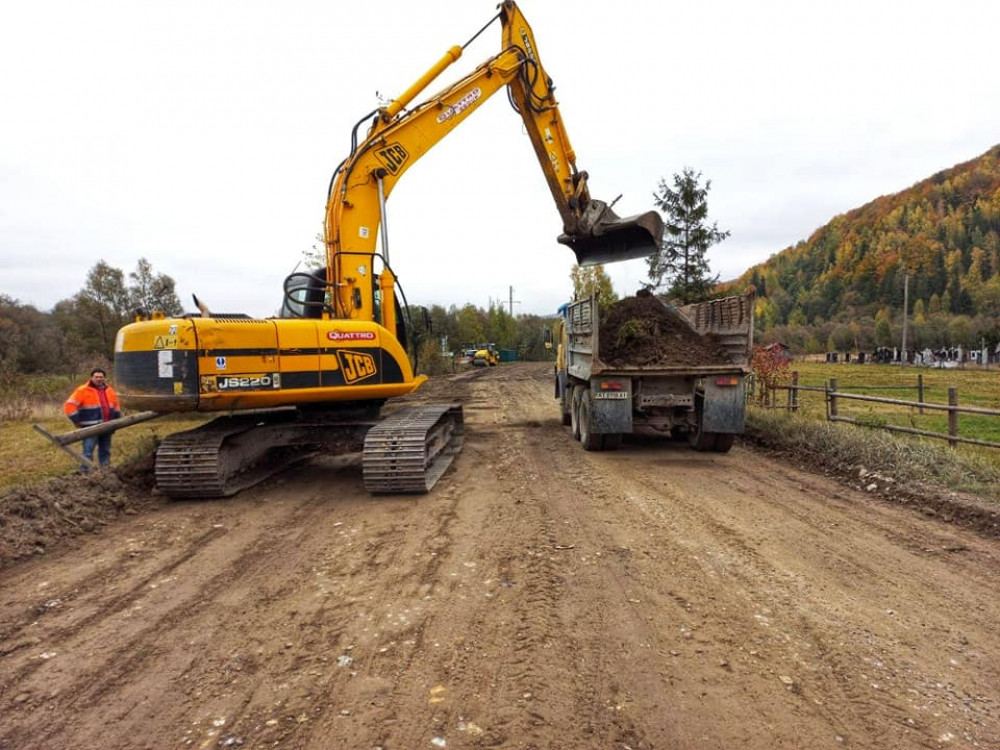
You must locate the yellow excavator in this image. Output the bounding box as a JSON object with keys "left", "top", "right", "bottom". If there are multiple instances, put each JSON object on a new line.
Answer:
{"left": 473, "top": 344, "right": 500, "bottom": 367}
{"left": 113, "top": 1, "right": 663, "bottom": 497}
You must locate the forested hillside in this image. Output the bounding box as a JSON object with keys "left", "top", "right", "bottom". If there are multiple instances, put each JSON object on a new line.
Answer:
{"left": 730, "top": 145, "right": 1000, "bottom": 353}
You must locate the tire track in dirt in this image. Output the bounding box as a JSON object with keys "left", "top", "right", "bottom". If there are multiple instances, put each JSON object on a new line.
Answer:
{"left": 0, "top": 490, "right": 354, "bottom": 748}
{"left": 203, "top": 372, "right": 494, "bottom": 748}
{"left": 448, "top": 368, "right": 659, "bottom": 748}
{"left": 584, "top": 436, "right": 1000, "bottom": 747}
{"left": 0, "top": 525, "right": 228, "bottom": 654}
{"left": 562, "top": 454, "right": 905, "bottom": 747}
{"left": 265, "top": 490, "right": 468, "bottom": 748}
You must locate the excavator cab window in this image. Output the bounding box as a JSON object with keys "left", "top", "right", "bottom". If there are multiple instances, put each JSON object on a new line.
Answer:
{"left": 372, "top": 280, "right": 382, "bottom": 326}
{"left": 281, "top": 267, "right": 327, "bottom": 319}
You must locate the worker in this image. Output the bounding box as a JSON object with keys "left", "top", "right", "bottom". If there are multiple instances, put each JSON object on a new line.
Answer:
{"left": 64, "top": 367, "right": 122, "bottom": 471}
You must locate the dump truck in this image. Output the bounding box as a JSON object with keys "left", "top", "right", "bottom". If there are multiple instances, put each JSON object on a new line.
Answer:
{"left": 555, "top": 290, "right": 754, "bottom": 451}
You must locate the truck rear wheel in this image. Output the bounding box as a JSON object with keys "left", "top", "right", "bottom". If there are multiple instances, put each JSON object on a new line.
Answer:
{"left": 713, "top": 433, "right": 735, "bottom": 452}
{"left": 689, "top": 428, "right": 717, "bottom": 451}
{"left": 579, "top": 397, "right": 603, "bottom": 451}
{"left": 689, "top": 393, "right": 715, "bottom": 451}
{"left": 602, "top": 433, "right": 622, "bottom": 451}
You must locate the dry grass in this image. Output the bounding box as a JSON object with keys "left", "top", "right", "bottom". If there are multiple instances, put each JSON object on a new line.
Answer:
{"left": 761, "top": 362, "right": 1000, "bottom": 469}
{"left": 750, "top": 361, "right": 1000, "bottom": 502}
{"left": 747, "top": 407, "right": 1000, "bottom": 503}
{"left": 2, "top": 413, "right": 209, "bottom": 493}
{"left": 0, "top": 381, "right": 207, "bottom": 491}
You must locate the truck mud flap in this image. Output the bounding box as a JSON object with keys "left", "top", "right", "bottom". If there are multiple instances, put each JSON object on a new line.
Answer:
{"left": 701, "top": 378, "right": 746, "bottom": 434}
{"left": 588, "top": 378, "right": 633, "bottom": 434}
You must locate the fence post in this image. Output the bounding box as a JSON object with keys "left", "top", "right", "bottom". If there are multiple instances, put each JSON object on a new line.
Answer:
{"left": 790, "top": 371, "right": 799, "bottom": 413}
{"left": 918, "top": 373, "right": 924, "bottom": 415}
{"left": 948, "top": 387, "right": 958, "bottom": 449}
{"left": 828, "top": 377, "right": 838, "bottom": 420}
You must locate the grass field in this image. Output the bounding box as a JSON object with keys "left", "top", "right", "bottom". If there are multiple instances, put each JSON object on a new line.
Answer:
{"left": 1, "top": 399, "right": 206, "bottom": 492}
{"left": 5, "top": 364, "right": 999, "bottom": 498}
{"left": 761, "top": 361, "right": 1000, "bottom": 470}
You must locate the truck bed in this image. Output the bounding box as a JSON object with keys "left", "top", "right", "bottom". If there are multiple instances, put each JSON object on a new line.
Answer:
{"left": 565, "top": 292, "right": 754, "bottom": 381}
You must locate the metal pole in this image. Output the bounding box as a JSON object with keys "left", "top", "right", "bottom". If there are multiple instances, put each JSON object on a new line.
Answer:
{"left": 35, "top": 411, "right": 161, "bottom": 445}
{"left": 376, "top": 173, "right": 390, "bottom": 266}
{"left": 948, "top": 387, "right": 958, "bottom": 449}
{"left": 32, "top": 425, "right": 96, "bottom": 470}
{"left": 900, "top": 272, "right": 909, "bottom": 366}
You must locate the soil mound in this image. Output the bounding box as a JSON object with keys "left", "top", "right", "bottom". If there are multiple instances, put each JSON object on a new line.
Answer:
{"left": 0, "top": 457, "right": 160, "bottom": 568}
{"left": 598, "top": 292, "right": 733, "bottom": 367}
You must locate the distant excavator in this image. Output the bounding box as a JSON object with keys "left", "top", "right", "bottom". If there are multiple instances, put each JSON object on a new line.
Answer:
{"left": 111, "top": 1, "right": 663, "bottom": 498}
{"left": 472, "top": 344, "right": 500, "bottom": 368}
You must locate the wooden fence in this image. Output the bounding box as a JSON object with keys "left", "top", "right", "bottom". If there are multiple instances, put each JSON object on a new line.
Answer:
{"left": 761, "top": 373, "right": 1000, "bottom": 450}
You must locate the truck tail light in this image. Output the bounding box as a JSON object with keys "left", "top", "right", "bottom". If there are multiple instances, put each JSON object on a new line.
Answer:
{"left": 715, "top": 376, "right": 740, "bottom": 386}
{"left": 599, "top": 380, "right": 624, "bottom": 390}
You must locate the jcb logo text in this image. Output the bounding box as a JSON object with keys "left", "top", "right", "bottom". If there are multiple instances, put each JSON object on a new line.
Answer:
{"left": 375, "top": 143, "right": 409, "bottom": 175}
{"left": 337, "top": 351, "right": 378, "bottom": 384}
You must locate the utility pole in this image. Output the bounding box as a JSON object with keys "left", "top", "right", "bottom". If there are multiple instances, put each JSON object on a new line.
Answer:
{"left": 508, "top": 285, "right": 521, "bottom": 317}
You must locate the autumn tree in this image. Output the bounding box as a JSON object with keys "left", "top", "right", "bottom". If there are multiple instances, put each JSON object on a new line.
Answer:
{"left": 55, "top": 258, "right": 186, "bottom": 361}
{"left": 71, "top": 261, "right": 132, "bottom": 358}
{"left": 750, "top": 344, "right": 790, "bottom": 405}
{"left": 455, "top": 304, "right": 485, "bottom": 347}
{"left": 0, "top": 296, "right": 74, "bottom": 375}
{"left": 874, "top": 308, "right": 893, "bottom": 347}
{"left": 647, "top": 168, "right": 729, "bottom": 303}
{"left": 129, "top": 257, "right": 183, "bottom": 317}
{"left": 569, "top": 264, "right": 617, "bottom": 308}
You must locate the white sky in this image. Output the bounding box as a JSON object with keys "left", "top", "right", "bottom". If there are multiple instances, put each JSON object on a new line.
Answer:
{"left": 2, "top": 0, "right": 998, "bottom": 318}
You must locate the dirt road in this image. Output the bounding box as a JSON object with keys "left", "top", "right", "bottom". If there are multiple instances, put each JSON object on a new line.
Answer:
{"left": 2, "top": 363, "right": 998, "bottom": 749}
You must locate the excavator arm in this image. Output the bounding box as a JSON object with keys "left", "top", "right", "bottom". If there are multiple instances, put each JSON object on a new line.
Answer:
{"left": 498, "top": 3, "right": 663, "bottom": 262}
{"left": 318, "top": 0, "right": 662, "bottom": 332}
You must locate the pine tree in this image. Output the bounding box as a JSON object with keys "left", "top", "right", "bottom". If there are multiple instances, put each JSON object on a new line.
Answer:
{"left": 646, "top": 168, "right": 729, "bottom": 303}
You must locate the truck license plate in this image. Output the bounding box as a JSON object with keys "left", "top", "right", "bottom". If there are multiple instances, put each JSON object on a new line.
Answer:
{"left": 594, "top": 391, "right": 628, "bottom": 400}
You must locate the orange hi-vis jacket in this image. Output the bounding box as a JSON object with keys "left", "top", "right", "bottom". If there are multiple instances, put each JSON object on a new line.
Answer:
{"left": 64, "top": 382, "right": 122, "bottom": 427}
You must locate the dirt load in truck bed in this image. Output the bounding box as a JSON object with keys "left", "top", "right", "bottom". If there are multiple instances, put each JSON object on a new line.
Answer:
{"left": 598, "top": 292, "right": 734, "bottom": 367}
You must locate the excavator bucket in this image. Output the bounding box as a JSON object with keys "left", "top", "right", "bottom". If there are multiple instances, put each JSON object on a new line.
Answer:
{"left": 558, "top": 200, "right": 664, "bottom": 266}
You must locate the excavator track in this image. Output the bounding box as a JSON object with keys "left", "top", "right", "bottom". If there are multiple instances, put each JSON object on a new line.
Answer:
{"left": 154, "top": 404, "right": 463, "bottom": 499}
{"left": 362, "top": 403, "right": 464, "bottom": 494}
{"left": 155, "top": 412, "right": 370, "bottom": 499}
{"left": 156, "top": 415, "right": 302, "bottom": 498}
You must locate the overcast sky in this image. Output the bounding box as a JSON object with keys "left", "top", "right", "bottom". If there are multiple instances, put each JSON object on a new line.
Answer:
{"left": 2, "top": 0, "right": 998, "bottom": 319}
